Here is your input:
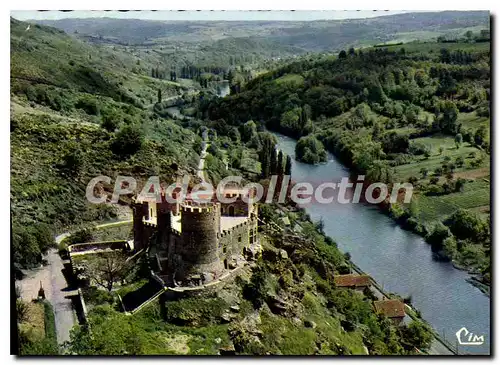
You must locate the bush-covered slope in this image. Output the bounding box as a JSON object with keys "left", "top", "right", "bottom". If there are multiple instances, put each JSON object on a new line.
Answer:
{"left": 10, "top": 19, "right": 202, "bottom": 274}
{"left": 199, "top": 40, "right": 491, "bottom": 281}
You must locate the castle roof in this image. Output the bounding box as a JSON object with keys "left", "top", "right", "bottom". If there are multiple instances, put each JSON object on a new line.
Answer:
{"left": 373, "top": 299, "right": 406, "bottom": 318}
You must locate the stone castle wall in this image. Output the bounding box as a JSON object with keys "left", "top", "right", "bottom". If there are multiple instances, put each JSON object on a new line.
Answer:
{"left": 219, "top": 220, "right": 253, "bottom": 267}
{"left": 132, "top": 195, "right": 258, "bottom": 287}
{"left": 177, "top": 203, "right": 223, "bottom": 280}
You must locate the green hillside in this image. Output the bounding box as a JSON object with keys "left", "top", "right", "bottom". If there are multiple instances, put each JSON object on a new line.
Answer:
{"left": 199, "top": 40, "right": 491, "bottom": 281}
{"left": 12, "top": 17, "right": 446, "bottom": 357}
{"left": 10, "top": 18, "right": 202, "bottom": 273}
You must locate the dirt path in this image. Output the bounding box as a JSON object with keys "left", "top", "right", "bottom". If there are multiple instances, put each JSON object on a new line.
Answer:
{"left": 197, "top": 131, "right": 209, "bottom": 182}
{"left": 454, "top": 167, "right": 490, "bottom": 180}
{"left": 17, "top": 247, "right": 75, "bottom": 345}
{"left": 16, "top": 220, "right": 133, "bottom": 346}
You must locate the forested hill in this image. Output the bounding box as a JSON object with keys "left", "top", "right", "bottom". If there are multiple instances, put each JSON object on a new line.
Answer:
{"left": 32, "top": 11, "right": 489, "bottom": 51}
{"left": 200, "top": 40, "right": 491, "bottom": 281}
{"left": 10, "top": 18, "right": 202, "bottom": 274}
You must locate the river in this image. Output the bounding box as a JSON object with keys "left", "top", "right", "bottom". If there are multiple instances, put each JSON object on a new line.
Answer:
{"left": 274, "top": 132, "right": 490, "bottom": 355}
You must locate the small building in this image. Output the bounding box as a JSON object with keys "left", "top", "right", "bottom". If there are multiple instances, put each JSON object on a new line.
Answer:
{"left": 373, "top": 299, "right": 406, "bottom": 325}
{"left": 334, "top": 274, "right": 371, "bottom": 291}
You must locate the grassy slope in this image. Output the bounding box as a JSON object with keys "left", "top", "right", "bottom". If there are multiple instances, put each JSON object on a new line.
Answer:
{"left": 201, "top": 40, "right": 490, "bottom": 277}
{"left": 10, "top": 19, "right": 201, "bottom": 232}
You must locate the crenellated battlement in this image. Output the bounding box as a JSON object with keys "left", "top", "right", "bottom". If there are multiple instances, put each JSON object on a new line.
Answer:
{"left": 180, "top": 200, "right": 219, "bottom": 213}
{"left": 218, "top": 220, "right": 252, "bottom": 238}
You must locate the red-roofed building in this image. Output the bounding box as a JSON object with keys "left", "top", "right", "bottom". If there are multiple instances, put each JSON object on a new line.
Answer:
{"left": 374, "top": 299, "right": 406, "bottom": 324}
{"left": 334, "top": 274, "right": 371, "bottom": 291}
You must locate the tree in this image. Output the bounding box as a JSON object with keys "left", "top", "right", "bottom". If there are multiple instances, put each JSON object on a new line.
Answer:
{"left": 277, "top": 150, "right": 284, "bottom": 175}
{"left": 367, "top": 160, "right": 394, "bottom": 184}
{"left": 157, "top": 88, "right": 162, "bottom": 104}
{"left": 285, "top": 155, "right": 292, "bottom": 176}
{"left": 12, "top": 223, "right": 54, "bottom": 269}
{"left": 101, "top": 112, "right": 119, "bottom": 133}
{"left": 408, "top": 176, "right": 418, "bottom": 186}
{"left": 241, "top": 120, "right": 257, "bottom": 143}
{"left": 338, "top": 50, "right": 347, "bottom": 59}
{"left": 455, "top": 178, "right": 466, "bottom": 192}
{"left": 381, "top": 131, "right": 409, "bottom": 154}
{"left": 419, "top": 167, "right": 429, "bottom": 179}
{"left": 243, "top": 266, "right": 269, "bottom": 309}
{"left": 258, "top": 132, "right": 278, "bottom": 179}
{"left": 295, "top": 135, "right": 327, "bottom": 164}
{"left": 352, "top": 140, "right": 385, "bottom": 174}
{"left": 426, "top": 222, "right": 451, "bottom": 251}
{"left": 409, "top": 199, "right": 419, "bottom": 217}
{"left": 111, "top": 125, "right": 144, "bottom": 157}
{"left": 444, "top": 209, "right": 489, "bottom": 241}
{"left": 82, "top": 252, "right": 131, "bottom": 292}
{"left": 270, "top": 146, "right": 278, "bottom": 175}
{"left": 474, "top": 125, "right": 488, "bottom": 147}
{"left": 439, "top": 101, "right": 459, "bottom": 134}
{"left": 61, "top": 142, "right": 84, "bottom": 177}
{"left": 400, "top": 321, "right": 433, "bottom": 351}
{"left": 454, "top": 133, "right": 463, "bottom": 149}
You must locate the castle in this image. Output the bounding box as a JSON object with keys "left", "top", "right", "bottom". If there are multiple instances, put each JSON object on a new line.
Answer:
{"left": 132, "top": 188, "right": 260, "bottom": 288}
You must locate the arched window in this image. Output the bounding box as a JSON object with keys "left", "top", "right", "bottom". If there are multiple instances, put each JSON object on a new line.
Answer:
{"left": 228, "top": 205, "right": 235, "bottom": 216}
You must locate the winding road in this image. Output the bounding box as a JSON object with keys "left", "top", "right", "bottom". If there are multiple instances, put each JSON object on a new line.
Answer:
{"left": 16, "top": 220, "right": 132, "bottom": 347}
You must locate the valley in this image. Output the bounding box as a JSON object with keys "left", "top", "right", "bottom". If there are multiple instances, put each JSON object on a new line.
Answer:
{"left": 11, "top": 11, "right": 491, "bottom": 356}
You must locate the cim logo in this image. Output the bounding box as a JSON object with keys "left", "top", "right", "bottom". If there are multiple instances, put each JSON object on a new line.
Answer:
{"left": 455, "top": 327, "right": 485, "bottom": 346}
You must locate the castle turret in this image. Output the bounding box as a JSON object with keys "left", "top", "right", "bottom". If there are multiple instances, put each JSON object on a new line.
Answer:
{"left": 132, "top": 200, "right": 147, "bottom": 251}
{"left": 177, "top": 201, "right": 222, "bottom": 281}
{"left": 156, "top": 200, "right": 172, "bottom": 248}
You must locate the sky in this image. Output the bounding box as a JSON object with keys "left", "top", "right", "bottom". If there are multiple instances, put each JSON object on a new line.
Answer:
{"left": 11, "top": 10, "right": 411, "bottom": 22}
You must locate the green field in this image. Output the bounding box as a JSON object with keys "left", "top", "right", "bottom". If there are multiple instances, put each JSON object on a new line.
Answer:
{"left": 275, "top": 73, "right": 304, "bottom": 86}
{"left": 416, "top": 179, "right": 490, "bottom": 222}
{"left": 457, "top": 112, "right": 490, "bottom": 130}
{"left": 394, "top": 134, "right": 485, "bottom": 182}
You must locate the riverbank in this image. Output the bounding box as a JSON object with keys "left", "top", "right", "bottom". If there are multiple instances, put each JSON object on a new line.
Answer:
{"left": 275, "top": 202, "right": 456, "bottom": 355}
{"left": 273, "top": 132, "right": 490, "bottom": 355}
{"left": 270, "top": 126, "right": 490, "bottom": 293}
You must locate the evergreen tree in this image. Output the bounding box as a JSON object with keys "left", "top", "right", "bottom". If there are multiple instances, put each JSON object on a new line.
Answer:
{"left": 277, "top": 150, "right": 284, "bottom": 175}
{"left": 285, "top": 155, "right": 292, "bottom": 176}
{"left": 260, "top": 150, "right": 270, "bottom": 179}
{"left": 270, "top": 146, "right": 278, "bottom": 175}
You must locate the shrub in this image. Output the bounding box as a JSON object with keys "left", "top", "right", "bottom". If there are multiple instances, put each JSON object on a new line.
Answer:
{"left": 66, "top": 228, "right": 94, "bottom": 245}
{"left": 75, "top": 96, "right": 100, "bottom": 115}
{"left": 409, "top": 142, "right": 430, "bottom": 156}
{"left": 295, "top": 135, "right": 327, "bottom": 164}
{"left": 164, "top": 297, "right": 228, "bottom": 326}
{"left": 444, "top": 209, "right": 489, "bottom": 242}
{"left": 111, "top": 125, "right": 144, "bottom": 157}
{"left": 426, "top": 222, "right": 451, "bottom": 250}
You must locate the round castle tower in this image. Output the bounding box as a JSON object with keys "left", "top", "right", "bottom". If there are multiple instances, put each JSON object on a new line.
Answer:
{"left": 177, "top": 201, "right": 222, "bottom": 281}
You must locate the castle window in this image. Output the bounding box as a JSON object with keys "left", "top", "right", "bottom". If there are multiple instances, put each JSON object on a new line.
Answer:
{"left": 238, "top": 235, "right": 242, "bottom": 243}
{"left": 223, "top": 246, "right": 227, "bottom": 253}
{"left": 150, "top": 208, "right": 153, "bottom": 218}
{"left": 229, "top": 206, "right": 235, "bottom": 216}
